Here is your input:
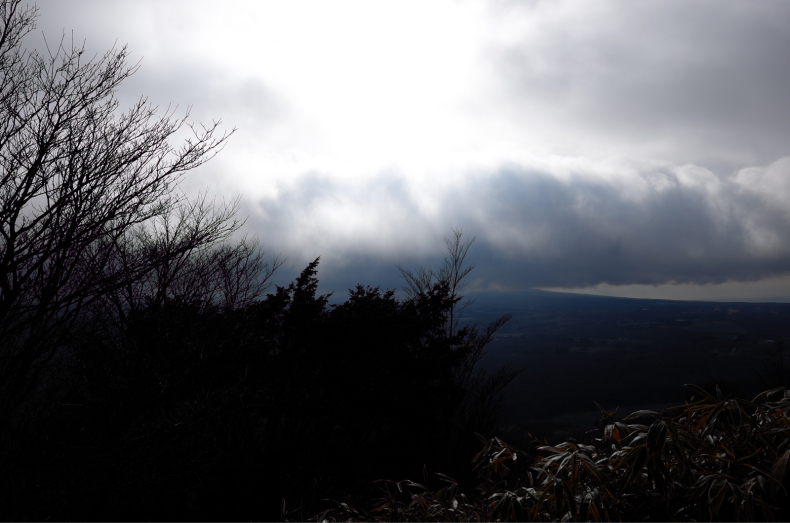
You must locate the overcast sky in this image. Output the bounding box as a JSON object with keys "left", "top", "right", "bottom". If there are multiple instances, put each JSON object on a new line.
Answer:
{"left": 30, "top": 0, "right": 790, "bottom": 300}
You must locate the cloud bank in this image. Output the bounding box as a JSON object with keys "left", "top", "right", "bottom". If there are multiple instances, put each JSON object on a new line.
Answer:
{"left": 250, "top": 157, "right": 790, "bottom": 292}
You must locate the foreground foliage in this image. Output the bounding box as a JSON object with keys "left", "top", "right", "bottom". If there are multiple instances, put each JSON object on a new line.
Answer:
{"left": 311, "top": 385, "right": 790, "bottom": 522}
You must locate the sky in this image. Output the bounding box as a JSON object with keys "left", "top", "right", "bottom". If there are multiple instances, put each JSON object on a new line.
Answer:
{"left": 28, "top": 0, "right": 790, "bottom": 301}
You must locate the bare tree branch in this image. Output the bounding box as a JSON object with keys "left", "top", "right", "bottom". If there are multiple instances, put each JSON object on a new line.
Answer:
{"left": 0, "top": 0, "right": 278, "bottom": 439}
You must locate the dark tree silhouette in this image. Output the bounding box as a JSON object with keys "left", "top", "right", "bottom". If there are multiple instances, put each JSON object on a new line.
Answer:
{"left": 12, "top": 249, "right": 517, "bottom": 521}
{"left": 399, "top": 229, "right": 520, "bottom": 460}
{"left": 0, "top": 1, "right": 281, "bottom": 518}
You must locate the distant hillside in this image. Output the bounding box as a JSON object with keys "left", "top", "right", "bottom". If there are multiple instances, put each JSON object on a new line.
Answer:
{"left": 460, "top": 290, "right": 790, "bottom": 443}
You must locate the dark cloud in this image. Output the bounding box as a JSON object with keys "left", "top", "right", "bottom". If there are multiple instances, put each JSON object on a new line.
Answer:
{"left": 247, "top": 158, "right": 790, "bottom": 293}
{"left": 455, "top": 164, "right": 790, "bottom": 289}
{"left": 490, "top": 2, "right": 790, "bottom": 169}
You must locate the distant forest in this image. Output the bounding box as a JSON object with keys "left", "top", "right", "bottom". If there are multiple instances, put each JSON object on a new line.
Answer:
{"left": 4, "top": 1, "right": 790, "bottom": 520}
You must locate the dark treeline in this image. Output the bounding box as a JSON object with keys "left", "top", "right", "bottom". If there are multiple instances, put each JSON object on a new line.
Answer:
{"left": 0, "top": 2, "right": 517, "bottom": 518}
{"left": 7, "top": 254, "right": 516, "bottom": 521}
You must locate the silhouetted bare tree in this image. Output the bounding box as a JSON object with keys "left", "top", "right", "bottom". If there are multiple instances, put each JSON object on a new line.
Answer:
{"left": 0, "top": 2, "right": 280, "bottom": 515}
{"left": 398, "top": 228, "right": 476, "bottom": 337}
{"left": 90, "top": 194, "right": 283, "bottom": 333}
{"left": 399, "top": 229, "right": 521, "bottom": 477}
